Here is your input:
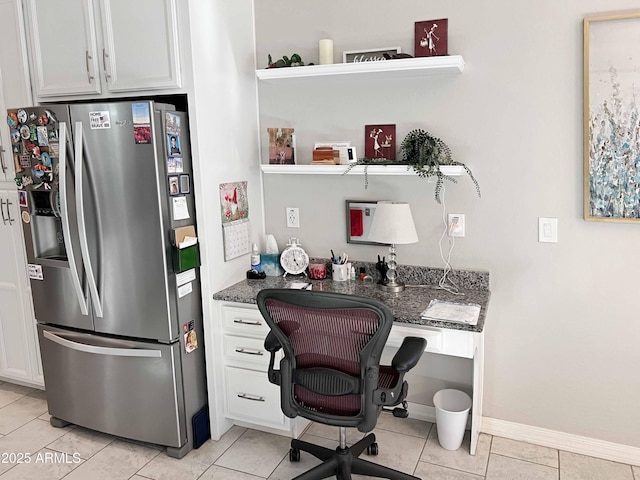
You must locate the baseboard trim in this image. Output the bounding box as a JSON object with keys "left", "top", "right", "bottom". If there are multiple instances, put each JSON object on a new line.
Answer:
{"left": 481, "top": 417, "right": 640, "bottom": 467}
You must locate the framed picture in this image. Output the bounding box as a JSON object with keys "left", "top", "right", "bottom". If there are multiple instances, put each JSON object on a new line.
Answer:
{"left": 584, "top": 12, "right": 640, "bottom": 222}
{"left": 343, "top": 47, "right": 401, "bottom": 63}
{"left": 267, "top": 127, "right": 295, "bottom": 164}
{"left": 365, "top": 124, "right": 396, "bottom": 160}
{"left": 168, "top": 175, "right": 180, "bottom": 196}
{"left": 415, "top": 19, "right": 448, "bottom": 57}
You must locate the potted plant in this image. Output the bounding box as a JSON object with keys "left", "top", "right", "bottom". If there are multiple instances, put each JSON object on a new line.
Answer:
{"left": 344, "top": 129, "right": 480, "bottom": 203}
{"left": 400, "top": 129, "right": 480, "bottom": 203}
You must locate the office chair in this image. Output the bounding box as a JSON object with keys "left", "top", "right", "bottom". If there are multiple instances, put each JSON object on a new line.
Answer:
{"left": 257, "top": 289, "right": 427, "bottom": 480}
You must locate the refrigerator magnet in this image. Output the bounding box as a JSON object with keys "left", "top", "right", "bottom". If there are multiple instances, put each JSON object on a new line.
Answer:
{"left": 166, "top": 156, "right": 176, "bottom": 174}
{"left": 27, "top": 264, "right": 43, "bottom": 280}
{"left": 177, "top": 282, "right": 192, "bottom": 299}
{"left": 168, "top": 134, "right": 181, "bottom": 155}
{"left": 174, "top": 157, "right": 183, "bottom": 173}
{"left": 7, "top": 112, "right": 18, "bottom": 128}
{"left": 168, "top": 175, "right": 179, "bottom": 196}
{"left": 17, "top": 109, "right": 27, "bottom": 124}
{"left": 21, "top": 211, "right": 31, "bottom": 224}
{"left": 179, "top": 174, "right": 190, "bottom": 194}
{"left": 185, "top": 329, "right": 198, "bottom": 353}
{"left": 166, "top": 112, "right": 181, "bottom": 136}
{"left": 37, "top": 126, "right": 49, "bottom": 146}
{"left": 11, "top": 129, "right": 20, "bottom": 144}
{"left": 19, "top": 125, "right": 30, "bottom": 139}
{"left": 18, "top": 191, "right": 27, "bottom": 208}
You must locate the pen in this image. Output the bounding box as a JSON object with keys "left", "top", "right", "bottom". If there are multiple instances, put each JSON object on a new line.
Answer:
{"left": 331, "top": 249, "right": 336, "bottom": 263}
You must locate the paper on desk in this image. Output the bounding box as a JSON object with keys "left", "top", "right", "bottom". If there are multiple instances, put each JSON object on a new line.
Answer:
{"left": 288, "top": 282, "right": 312, "bottom": 290}
{"left": 420, "top": 299, "right": 480, "bottom": 326}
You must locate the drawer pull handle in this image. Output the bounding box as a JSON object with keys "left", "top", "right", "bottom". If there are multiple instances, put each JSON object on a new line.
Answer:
{"left": 235, "top": 348, "right": 264, "bottom": 356}
{"left": 237, "top": 393, "right": 265, "bottom": 402}
{"left": 233, "top": 319, "right": 262, "bottom": 326}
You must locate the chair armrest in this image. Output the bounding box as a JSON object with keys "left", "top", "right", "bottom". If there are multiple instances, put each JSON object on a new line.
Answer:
{"left": 264, "top": 331, "right": 282, "bottom": 353}
{"left": 391, "top": 336, "right": 426, "bottom": 373}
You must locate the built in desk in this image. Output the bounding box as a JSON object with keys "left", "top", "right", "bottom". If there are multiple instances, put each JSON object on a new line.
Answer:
{"left": 207, "top": 273, "right": 490, "bottom": 455}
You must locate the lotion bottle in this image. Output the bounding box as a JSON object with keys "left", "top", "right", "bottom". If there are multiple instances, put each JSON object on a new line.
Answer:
{"left": 251, "top": 243, "right": 261, "bottom": 272}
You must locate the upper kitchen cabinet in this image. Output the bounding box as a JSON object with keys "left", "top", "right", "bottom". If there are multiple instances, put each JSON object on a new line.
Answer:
{"left": 0, "top": 0, "right": 31, "bottom": 184}
{"left": 24, "top": 0, "right": 182, "bottom": 100}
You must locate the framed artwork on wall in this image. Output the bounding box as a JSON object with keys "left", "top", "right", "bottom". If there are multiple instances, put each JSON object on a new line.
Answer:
{"left": 364, "top": 124, "right": 396, "bottom": 160}
{"left": 415, "top": 19, "right": 448, "bottom": 57}
{"left": 584, "top": 12, "right": 640, "bottom": 222}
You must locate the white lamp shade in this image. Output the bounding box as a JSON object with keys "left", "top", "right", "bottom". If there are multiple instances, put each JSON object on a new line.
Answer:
{"left": 368, "top": 202, "right": 419, "bottom": 245}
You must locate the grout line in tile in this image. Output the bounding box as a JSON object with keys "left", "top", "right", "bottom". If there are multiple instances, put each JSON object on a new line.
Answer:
{"left": 491, "top": 452, "right": 559, "bottom": 470}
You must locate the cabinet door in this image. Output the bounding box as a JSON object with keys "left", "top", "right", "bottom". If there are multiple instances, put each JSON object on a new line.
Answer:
{"left": 99, "top": 0, "right": 181, "bottom": 92}
{"left": 0, "top": 191, "right": 38, "bottom": 383}
{"left": 0, "top": 0, "right": 32, "bottom": 109}
{"left": 25, "top": 0, "right": 101, "bottom": 97}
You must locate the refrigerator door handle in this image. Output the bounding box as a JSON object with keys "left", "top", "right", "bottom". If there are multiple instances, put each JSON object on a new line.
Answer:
{"left": 43, "top": 330, "right": 162, "bottom": 358}
{"left": 59, "top": 122, "right": 89, "bottom": 315}
{"left": 74, "top": 121, "right": 103, "bottom": 318}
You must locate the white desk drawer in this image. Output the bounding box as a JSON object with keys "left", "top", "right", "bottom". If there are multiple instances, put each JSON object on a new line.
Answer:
{"left": 221, "top": 305, "right": 269, "bottom": 337}
{"left": 387, "top": 325, "right": 443, "bottom": 353}
{"left": 223, "top": 335, "right": 270, "bottom": 370}
{"left": 224, "top": 366, "right": 286, "bottom": 429}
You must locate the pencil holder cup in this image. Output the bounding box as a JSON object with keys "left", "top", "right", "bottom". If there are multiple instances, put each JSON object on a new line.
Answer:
{"left": 309, "top": 262, "right": 327, "bottom": 279}
{"left": 332, "top": 263, "right": 349, "bottom": 282}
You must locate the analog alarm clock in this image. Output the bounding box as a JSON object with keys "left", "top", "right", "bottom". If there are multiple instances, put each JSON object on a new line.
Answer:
{"left": 280, "top": 238, "right": 310, "bottom": 277}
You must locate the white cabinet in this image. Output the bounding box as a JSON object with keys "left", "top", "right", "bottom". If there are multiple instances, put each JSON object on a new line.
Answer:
{"left": 0, "top": 189, "right": 43, "bottom": 387}
{"left": 211, "top": 302, "right": 308, "bottom": 437}
{"left": 24, "top": 0, "right": 181, "bottom": 99}
{"left": 0, "top": 0, "right": 32, "bottom": 183}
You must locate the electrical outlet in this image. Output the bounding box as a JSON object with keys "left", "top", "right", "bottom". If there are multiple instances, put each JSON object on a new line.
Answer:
{"left": 448, "top": 213, "right": 465, "bottom": 237}
{"left": 538, "top": 217, "right": 558, "bottom": 243}
{"left": 286, "top": 207, "right": 300, "bottom": 228}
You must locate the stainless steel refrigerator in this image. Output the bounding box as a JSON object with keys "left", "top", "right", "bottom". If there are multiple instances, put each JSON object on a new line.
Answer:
{"left": 7, "top": 100, "right": 207, "bottom": 458}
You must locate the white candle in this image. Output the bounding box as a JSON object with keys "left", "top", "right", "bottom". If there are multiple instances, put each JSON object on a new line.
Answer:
{"left": 319, "top": 39, "right": 334, "bottom": 65}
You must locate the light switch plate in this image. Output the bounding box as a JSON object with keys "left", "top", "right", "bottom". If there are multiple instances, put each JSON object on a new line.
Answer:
{"left": 538, "top": 217, "right": 558, "bottom": 243}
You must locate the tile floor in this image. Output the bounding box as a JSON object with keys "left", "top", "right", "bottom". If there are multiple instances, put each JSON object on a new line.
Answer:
{"left": 0, "top": 381, "right": 637, "bottom": 479}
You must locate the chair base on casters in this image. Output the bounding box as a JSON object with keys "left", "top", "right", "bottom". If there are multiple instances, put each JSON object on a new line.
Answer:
{"left": 290, "top": 432, "right": 420, "bottom": 480}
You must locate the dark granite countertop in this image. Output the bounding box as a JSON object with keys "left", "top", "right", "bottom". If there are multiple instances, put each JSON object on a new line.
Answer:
{"left": 212, "top": 275, "right": 490, "bottom": 333}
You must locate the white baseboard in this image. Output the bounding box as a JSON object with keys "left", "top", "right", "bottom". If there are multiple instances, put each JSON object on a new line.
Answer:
{"left": 482, "top": 417, "right": 640, "bottom": 467}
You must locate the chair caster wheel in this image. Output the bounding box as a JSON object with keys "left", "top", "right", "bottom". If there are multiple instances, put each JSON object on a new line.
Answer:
{"left": 367, "top": 442, "right": 379, "bottom": 456}
{"left": 289, "top": 448, "right": 301, "bottom": 462}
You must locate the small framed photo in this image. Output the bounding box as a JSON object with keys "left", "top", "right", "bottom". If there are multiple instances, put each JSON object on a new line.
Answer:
{"left": 415, "top": 19, "right": 448, "bottom": 57}
{"left": 365, "top": 124, "right": 396, "bottom": 161}
{"left": 18, "top": 190, "right": 28, "bottom": 208}
{"left": 343, "top": 47, "right": 401, "bottom": 63}
{"left": 179, "top": 174, "right": 190, "bottom": 194}
{"left": 168, "top": 175, "right": 180, "bottom": 196}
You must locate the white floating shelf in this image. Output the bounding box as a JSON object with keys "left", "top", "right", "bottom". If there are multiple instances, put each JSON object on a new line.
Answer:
{"left": 260, "top": 164, "right": 464, "bottom": 176}
{"left": 256, "top": 55, "right": 464, "bottom": 83}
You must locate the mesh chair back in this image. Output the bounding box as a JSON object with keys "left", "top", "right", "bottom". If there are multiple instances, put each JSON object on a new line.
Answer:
{"left": 257, "top": 289, "right": 394, "bottom": 426}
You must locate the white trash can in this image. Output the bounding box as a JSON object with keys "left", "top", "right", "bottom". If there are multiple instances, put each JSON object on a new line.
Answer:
{"left": 433, "top": 389, "right": 472, "bottom": 450}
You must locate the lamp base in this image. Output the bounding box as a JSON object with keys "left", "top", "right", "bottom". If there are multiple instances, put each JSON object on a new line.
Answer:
{"left": 377, "top": 280, "right": 406, "bottom": 293}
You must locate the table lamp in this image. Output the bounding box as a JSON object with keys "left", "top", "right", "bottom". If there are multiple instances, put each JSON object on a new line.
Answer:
{"left": 367, "top": 201, "right": 418, "bottom": 292}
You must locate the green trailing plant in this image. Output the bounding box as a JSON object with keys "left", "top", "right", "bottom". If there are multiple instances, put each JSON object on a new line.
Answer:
{"left": 342, "top": 130, "right": 480, "bottom": 203}
{"left": 400, "top": 129, "right": 480, "bottom": 203}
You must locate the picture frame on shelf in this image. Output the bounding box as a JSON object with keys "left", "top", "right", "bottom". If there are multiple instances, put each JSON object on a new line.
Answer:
{"left": 343, "top": 47, "right": 401, "bottom": 63}
{"left": 415, "top": 19, "right": 448, "bottom": 57}
{"left": 584, "top": 12, "right": 640, "bottom": 222}
{"left": 267, "top": 127, "right": 295, "bottom": 165}
{"left": 365, "top": 124, "right": 396, "bottom": 160}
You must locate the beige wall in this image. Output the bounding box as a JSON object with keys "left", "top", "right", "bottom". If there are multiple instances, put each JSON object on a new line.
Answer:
{"left": 254, "top": 1, "right": 640, "bottom": 447}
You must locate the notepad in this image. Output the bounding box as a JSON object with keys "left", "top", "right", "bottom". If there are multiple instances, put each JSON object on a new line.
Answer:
{"left": 420, "top": 299, "right": 481, "bottom": 326}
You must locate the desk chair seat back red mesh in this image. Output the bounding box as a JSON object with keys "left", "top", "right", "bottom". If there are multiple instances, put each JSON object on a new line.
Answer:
{"left": 257, "top": 289, "right": 426, "bottom": 480}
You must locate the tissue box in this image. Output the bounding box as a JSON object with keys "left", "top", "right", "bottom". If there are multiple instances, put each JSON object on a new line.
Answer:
{"left": 261, "top": 253, "right": 283, "bottom": 276}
